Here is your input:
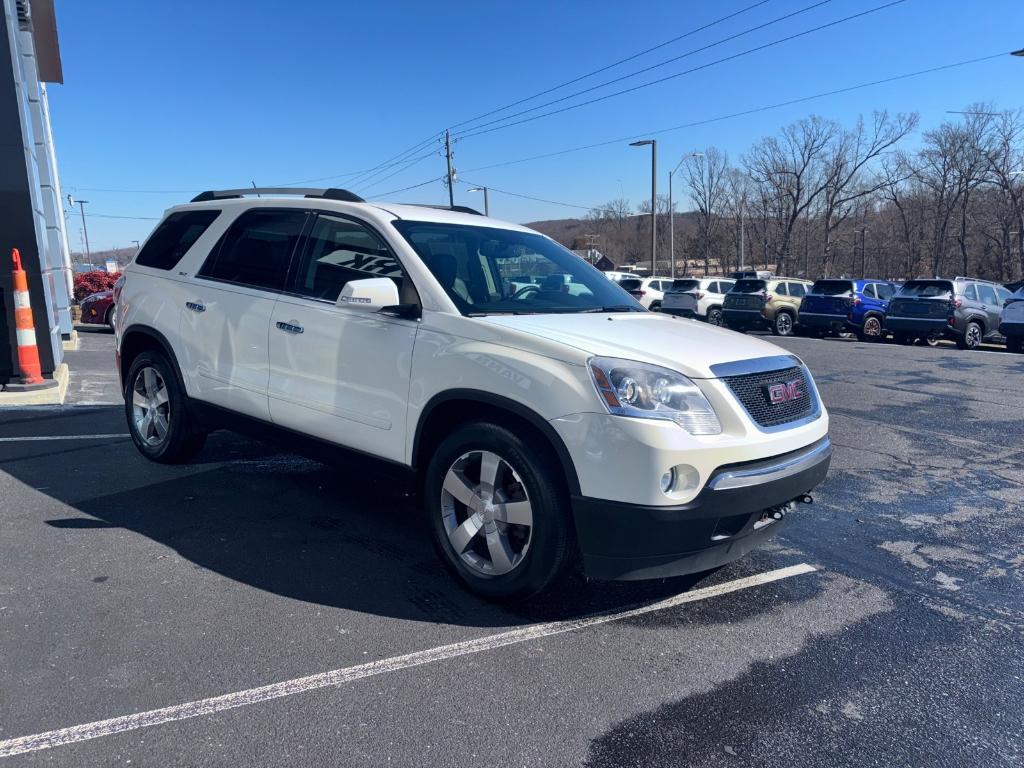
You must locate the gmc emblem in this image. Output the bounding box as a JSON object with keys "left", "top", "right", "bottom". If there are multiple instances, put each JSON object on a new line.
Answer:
{"left": 765, "top": 380, "right": 803, "bottom": 405}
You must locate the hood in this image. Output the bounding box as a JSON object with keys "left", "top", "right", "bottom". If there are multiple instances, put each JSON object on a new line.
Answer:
{"left": 478, "top": 312, "right": 790, "bottom": 379}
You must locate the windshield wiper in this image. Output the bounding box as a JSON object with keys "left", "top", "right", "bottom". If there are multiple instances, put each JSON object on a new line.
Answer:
{"left": 578, "top": 305, "right": 641, "bottom": 313}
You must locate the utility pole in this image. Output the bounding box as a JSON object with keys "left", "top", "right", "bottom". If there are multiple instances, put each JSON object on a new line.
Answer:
{"left": 68, "top": 195, "right": 91, "bottom": 264}
{"left": 444, "top": 129, "right": 455, "bottom": 208}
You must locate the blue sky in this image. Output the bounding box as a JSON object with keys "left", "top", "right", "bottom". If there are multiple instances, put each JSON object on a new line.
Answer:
{"left": 49, "top": 0, "right": 1023, "bottom": 251}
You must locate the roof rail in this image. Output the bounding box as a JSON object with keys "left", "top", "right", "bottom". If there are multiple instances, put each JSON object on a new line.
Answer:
{"left": 398, "top": 203, "right": 484, "bottom": 216}
{"left": 952, "top": 275, "right": 1000, "bottom": 284}
{"left": 190, "top": 187, "right": 364, "bottom": 203}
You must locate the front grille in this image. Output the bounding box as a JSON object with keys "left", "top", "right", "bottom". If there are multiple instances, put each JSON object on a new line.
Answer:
{"left": 722, "top": 366, "right": 814, "bottom": 428}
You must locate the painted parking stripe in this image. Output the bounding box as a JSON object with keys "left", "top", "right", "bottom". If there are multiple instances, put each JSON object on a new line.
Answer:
{"left": 0, "top": 434, "right": 129, "bottom": 442}
{"left": 0, "top": 563, "right": 815, "bottom": 758}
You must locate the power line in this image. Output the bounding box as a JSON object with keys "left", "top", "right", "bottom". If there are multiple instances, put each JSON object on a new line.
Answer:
{"left": 366, "top": 176, "right": 444, "bottom": 199}
{"left": 449, "top": 0, "right": 772, "bottom": 132}
{"left": 454, "top": 0, "right": 834, "bottom": 138}
{"left": 457, "top": 0, "right": 909, "bottom": 141}
{"left": 358, "top": 149, "right": 438, "bottom": 193}
{"left": 459, "top": 51, "right": 1006, "bottom": 175}
{"left": 87, "top": 213, "right": 161, "bottom": 220}
{"left": 458, "top": 180, "right": 595, "bottom": 211}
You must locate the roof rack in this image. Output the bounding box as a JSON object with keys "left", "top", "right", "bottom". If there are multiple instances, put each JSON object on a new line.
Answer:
{"left": 952, "top": 275, "right": 1001, "bottom": 284}
{"left": 398, "top": 203, "right": 484, "bottom": 216}
{"left": 190, "top": 187, "right": 364, "bottom": 203}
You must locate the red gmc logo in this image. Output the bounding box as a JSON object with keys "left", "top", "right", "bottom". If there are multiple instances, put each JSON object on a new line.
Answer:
{"left": 767, "top": 380, "right": 803, "bottom": 405}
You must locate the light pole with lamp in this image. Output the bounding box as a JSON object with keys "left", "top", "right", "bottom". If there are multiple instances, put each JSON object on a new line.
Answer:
{"left": 67, "top": 195, "right": 91, "bottom": 266}
{"left": 467, "top": 186, "right": 489, "bottom": 216}
{"left": 630, "top": 140, "right": 657, "bottom": 275}
{"left": 668, "top": 152, "right": 702, "bottom": 279}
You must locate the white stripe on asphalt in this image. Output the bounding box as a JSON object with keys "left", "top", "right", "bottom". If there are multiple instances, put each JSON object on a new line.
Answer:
{"left": 0, "top": 563, "right": 815, "bottom": 758}
{"left": 0, "top": 434, "right": 129, "bottom": 442}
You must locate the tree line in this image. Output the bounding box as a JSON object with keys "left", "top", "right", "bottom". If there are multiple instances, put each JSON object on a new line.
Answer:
{"left": 584, "top": 106, "right": 1024, "bottom": 282}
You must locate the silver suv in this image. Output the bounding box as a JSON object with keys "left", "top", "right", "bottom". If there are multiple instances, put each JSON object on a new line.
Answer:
{"left": 885, "top": 278, "right": 1013, "bottom": 350}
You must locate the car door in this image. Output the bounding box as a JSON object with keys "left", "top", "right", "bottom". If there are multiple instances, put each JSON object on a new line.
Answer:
{"left": 181, "top": 208, "right": 307, "bottom": 421}
{"left": 976, "top": 284, "right": 1002, "bottom": 338}
{"left": 268, "top": 211, "right": 419, "bottom": 462}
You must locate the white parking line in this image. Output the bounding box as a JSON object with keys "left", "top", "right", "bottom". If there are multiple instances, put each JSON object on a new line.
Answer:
{"left": 0, "top": 434, "right": 129, "bottom": 442}
{"left": 0, "top": 563, "right": 815, "bottom": 758}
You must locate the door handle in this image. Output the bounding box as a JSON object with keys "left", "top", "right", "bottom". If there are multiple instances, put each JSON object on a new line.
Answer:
{"left": 185, "top": 301, "right": 206, "bottom": 313}
{"left": 276, "top": 321, "right": 304, "bottom": 334}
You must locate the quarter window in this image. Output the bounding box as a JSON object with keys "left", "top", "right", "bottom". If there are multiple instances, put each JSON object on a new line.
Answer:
{"left": 290, "top": 214, "right": 403, "bottom": 301}
{"left": 775, "top": 283, "right": 789, "bottom": 297}
{"left": 135, "top": 210, "right": 221, "bottom": 270}
{"left": 863, "top": 284, "right": 877, "bottom": 299}
{"left": 875, "top": 283, "right": 894, "bottom": 300}
{"left": 199, "top": 209, "right": 306, "bottom": 291}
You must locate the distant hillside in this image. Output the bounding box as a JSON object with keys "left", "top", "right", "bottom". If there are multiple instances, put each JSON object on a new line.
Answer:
{"left": 70, "top": 247, "right": 136, "bottom": 270}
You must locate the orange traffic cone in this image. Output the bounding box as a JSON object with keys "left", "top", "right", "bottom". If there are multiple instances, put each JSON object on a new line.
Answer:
{"left": 10, "top": 248, "right": 47, "bottom": 387}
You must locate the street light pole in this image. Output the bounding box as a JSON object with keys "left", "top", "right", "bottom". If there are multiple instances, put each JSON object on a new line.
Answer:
{"left": 67, "top": 195, "right": 91, "bottom": 265}
{"left": 468, "top": 186, "right": 489, "bottom": 216}
{"left": 630, "top": 140, "right": 657, "bottom": 275}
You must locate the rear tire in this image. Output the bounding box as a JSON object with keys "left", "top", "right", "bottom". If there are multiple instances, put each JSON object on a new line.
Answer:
{"left": 105, "top": 304, "right": 116, "bottom": 330}
{"left": 650, "top": 301, "right": 662, "bottom": 312}
{"left": 1008, "top": 336, "right": 1023, "bottom": 354}
{"left": 956, "top": 322, "right": 982, "bottom": 350}
{"left": 771, "top": 311, "right": 795, "bottom": 337}
{"left": 125, "top": 351, "right": 206, "bottom": 464}
{"left": 425, "top": 422, "right": 575, "bottom": 601}
{"left": 706, "top": 307, "right": 724, "bottom": 326}
{"left": 858, "top": 315, "right": 883, "bottom": 342}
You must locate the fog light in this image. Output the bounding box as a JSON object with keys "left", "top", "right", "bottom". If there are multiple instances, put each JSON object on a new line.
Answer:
{"left": 660, "top": 468, "right": 676, "bottom": 493}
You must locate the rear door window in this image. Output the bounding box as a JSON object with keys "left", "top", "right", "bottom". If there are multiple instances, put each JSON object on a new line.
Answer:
{"left": 863, "top": 284, "right": 877, "bottom": 299}
{"left": 135, "top": 210, "right": 221, "bottom": 270}
{"left": 776, "top": 283, "right": 789, "bottom": 297}
{"left": 199, "top": 209, "right": 307, "bottom": 292}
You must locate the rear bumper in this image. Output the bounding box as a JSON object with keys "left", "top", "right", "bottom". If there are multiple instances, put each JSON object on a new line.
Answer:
{"left": 723, "top": 308, "right": 766, "bottom": 329}
{"left": 571, "top": 437, "right": 832, "bottom": 580}
{"left": 798, "top": 312, "right": 848, "bottom": 332}
{"left": 999, "top": 320, "right": 1024, "bottom": 338}
{"left": 884, "top": 316, "right": 955, "bottom": 335}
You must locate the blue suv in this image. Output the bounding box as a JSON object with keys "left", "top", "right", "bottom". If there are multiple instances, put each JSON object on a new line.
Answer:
{"left": 799, "top": 279, "right": 897, "bottom": 341}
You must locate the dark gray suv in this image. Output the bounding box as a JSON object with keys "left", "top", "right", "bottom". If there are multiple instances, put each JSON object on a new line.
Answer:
{"left": 884, "top": 278, "right": 1013, "bottom": 350}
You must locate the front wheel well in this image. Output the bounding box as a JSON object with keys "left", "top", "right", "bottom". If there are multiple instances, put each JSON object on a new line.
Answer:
{"left": 413, "top": 395, "right": 580, "bottom": 500}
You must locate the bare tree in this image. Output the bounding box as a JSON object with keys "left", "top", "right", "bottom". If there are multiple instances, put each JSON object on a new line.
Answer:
{"left": 682, "top": 147, "right": 729, "bottom": 276}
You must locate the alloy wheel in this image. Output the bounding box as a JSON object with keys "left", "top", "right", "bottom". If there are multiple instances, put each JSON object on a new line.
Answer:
{"left": 440, "top": 450, "right": 533, "bottom": 577}
{"left": 132, "top": 366, "right": 171, "bottom": 446}
{"left": 863, "top": 316, "right": 881, "bottom": 338}
{"left": 708, "top": 308, "right": 723, "bottom": 326}
{"left": 965, "top": 324, "right": 981, "bottom": 348}
{"left": 776, "top": 313, "right": 793, "bottom": 335}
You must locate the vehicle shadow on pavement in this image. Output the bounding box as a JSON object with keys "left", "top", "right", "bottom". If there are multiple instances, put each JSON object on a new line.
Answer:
{"left": 5, "top": 407, "right": 709, "bottom": 629}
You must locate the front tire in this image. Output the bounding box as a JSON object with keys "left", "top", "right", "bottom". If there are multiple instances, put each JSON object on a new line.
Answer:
{"left": 771, "top": 311, "right": 795, "bottom": 337}
{"left": 125, "top": 351, "right": 206, "bottom": 463}
{"left": 425, "top": 422, "right": 574, "bottom": 601}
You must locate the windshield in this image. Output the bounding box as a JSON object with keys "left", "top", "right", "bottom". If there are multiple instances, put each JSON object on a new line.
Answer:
{"left": 670, "top": 279, "right": 700, "bottom": 292}
{"left": 393, "top": 221, "right": 642, "bottom": 315}
{"left": 810, "top": 280, "right": 854, "bottom": 296}
{"left": 733, "top": 279, "right": 766, "bottom": 293}
{"left": 897, "top": 280, "right": 954, "bottom": 298}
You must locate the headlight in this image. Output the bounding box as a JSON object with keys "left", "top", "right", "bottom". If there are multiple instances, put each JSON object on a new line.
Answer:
{"left": 588, "top": 356, "right": 721, "bottom": 435}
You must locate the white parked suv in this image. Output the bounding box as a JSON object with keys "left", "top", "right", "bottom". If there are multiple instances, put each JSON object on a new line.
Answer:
{"left": 115, "top": 188, "right": 831, "bottom": 600}
{"left": 661, "top": 277, "right": 736, "bottom": 326}
{"left": 632, "top": 276, "right": 674, "bottom": 311}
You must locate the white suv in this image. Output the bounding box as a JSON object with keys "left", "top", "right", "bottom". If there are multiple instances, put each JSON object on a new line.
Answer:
{"left": 661, "top": 277, "right": 736, "bottom": 326}
{"left": 115, "top": 188, "right": 831, "bottom": 600}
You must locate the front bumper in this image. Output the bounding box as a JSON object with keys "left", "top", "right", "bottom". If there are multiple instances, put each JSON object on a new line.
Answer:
{"left": 571, "top": 437, "right": 832, "bottom": 580}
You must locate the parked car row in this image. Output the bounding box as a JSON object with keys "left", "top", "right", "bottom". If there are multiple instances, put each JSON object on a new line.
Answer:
{"left": 655, "top": 272, "right": 1024, "bottom": 352}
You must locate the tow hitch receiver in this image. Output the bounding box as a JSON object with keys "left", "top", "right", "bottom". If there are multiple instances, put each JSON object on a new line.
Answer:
{"left": 753, "top": 493, "right": 814, "bottom": 531}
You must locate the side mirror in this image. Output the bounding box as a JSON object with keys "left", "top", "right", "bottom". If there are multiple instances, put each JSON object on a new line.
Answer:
{"left": 336, "top": 278, "right": 400, "bottom": 312}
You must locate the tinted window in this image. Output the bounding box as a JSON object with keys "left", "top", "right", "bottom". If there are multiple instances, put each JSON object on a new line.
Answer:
{"left": 393, "top": 221, "right": 640, "bottom": 314}
{"left": 977, "top": 284, "right": 998, "bottom": 305}
{"left": 788, "top": 283, "right": 806, "bottom": 297}
{"left": 719, "top": 280, "right": 735, "bottom": 293}
{"left": 776, "top": 283, "right": 789, "bottom": 296}
{"left": 671, "top": 279, "right": 700, "bottom": 291}
{"left": 962, "top": 284, "right": 978, "bottom": 301}
{"left": 290, "top": 214, "right": 402, "bottom": 301}
{"left": 996, "top": 286, "right": 1012, "bottom": 303}
{"left": 875, "top": 282, "right": 895, "bottom": 300}
{"left": 734, "top": 279, "right": 766, "bottom": 293}
{"left": 862, "top": 284, "right": 877, "bottom": 299}
{"left": 898, "top": 280, "right": 954, "bottom": 298}
{"left": 619, "top": 278, "right": 643, "bottom": 292}
{"left": 135, "top": 210, "right": 221, "bottom": 270}
{"left": 810, "top": 280, "right": 854, "bottom": 295}
{"left": 200, "top": 209, "right": 306, "bottom": 291}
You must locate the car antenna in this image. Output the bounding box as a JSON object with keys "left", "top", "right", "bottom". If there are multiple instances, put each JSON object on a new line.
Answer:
{"left": 252, "top": 181, "right": 260, "bottom": 199}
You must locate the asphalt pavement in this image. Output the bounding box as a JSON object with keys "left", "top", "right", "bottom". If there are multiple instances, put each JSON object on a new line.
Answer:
{"left": 0, "top": 330, "right": 1021, "bottom": 767}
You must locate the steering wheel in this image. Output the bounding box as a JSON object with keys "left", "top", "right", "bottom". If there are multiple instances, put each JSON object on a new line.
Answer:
{"left": 512, "top": 284, "right": 540, "bottom": 299}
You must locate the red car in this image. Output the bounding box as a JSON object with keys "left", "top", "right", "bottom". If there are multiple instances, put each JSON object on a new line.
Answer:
{"left": 79, "top": 289, "right": 116, "bottom": 328}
